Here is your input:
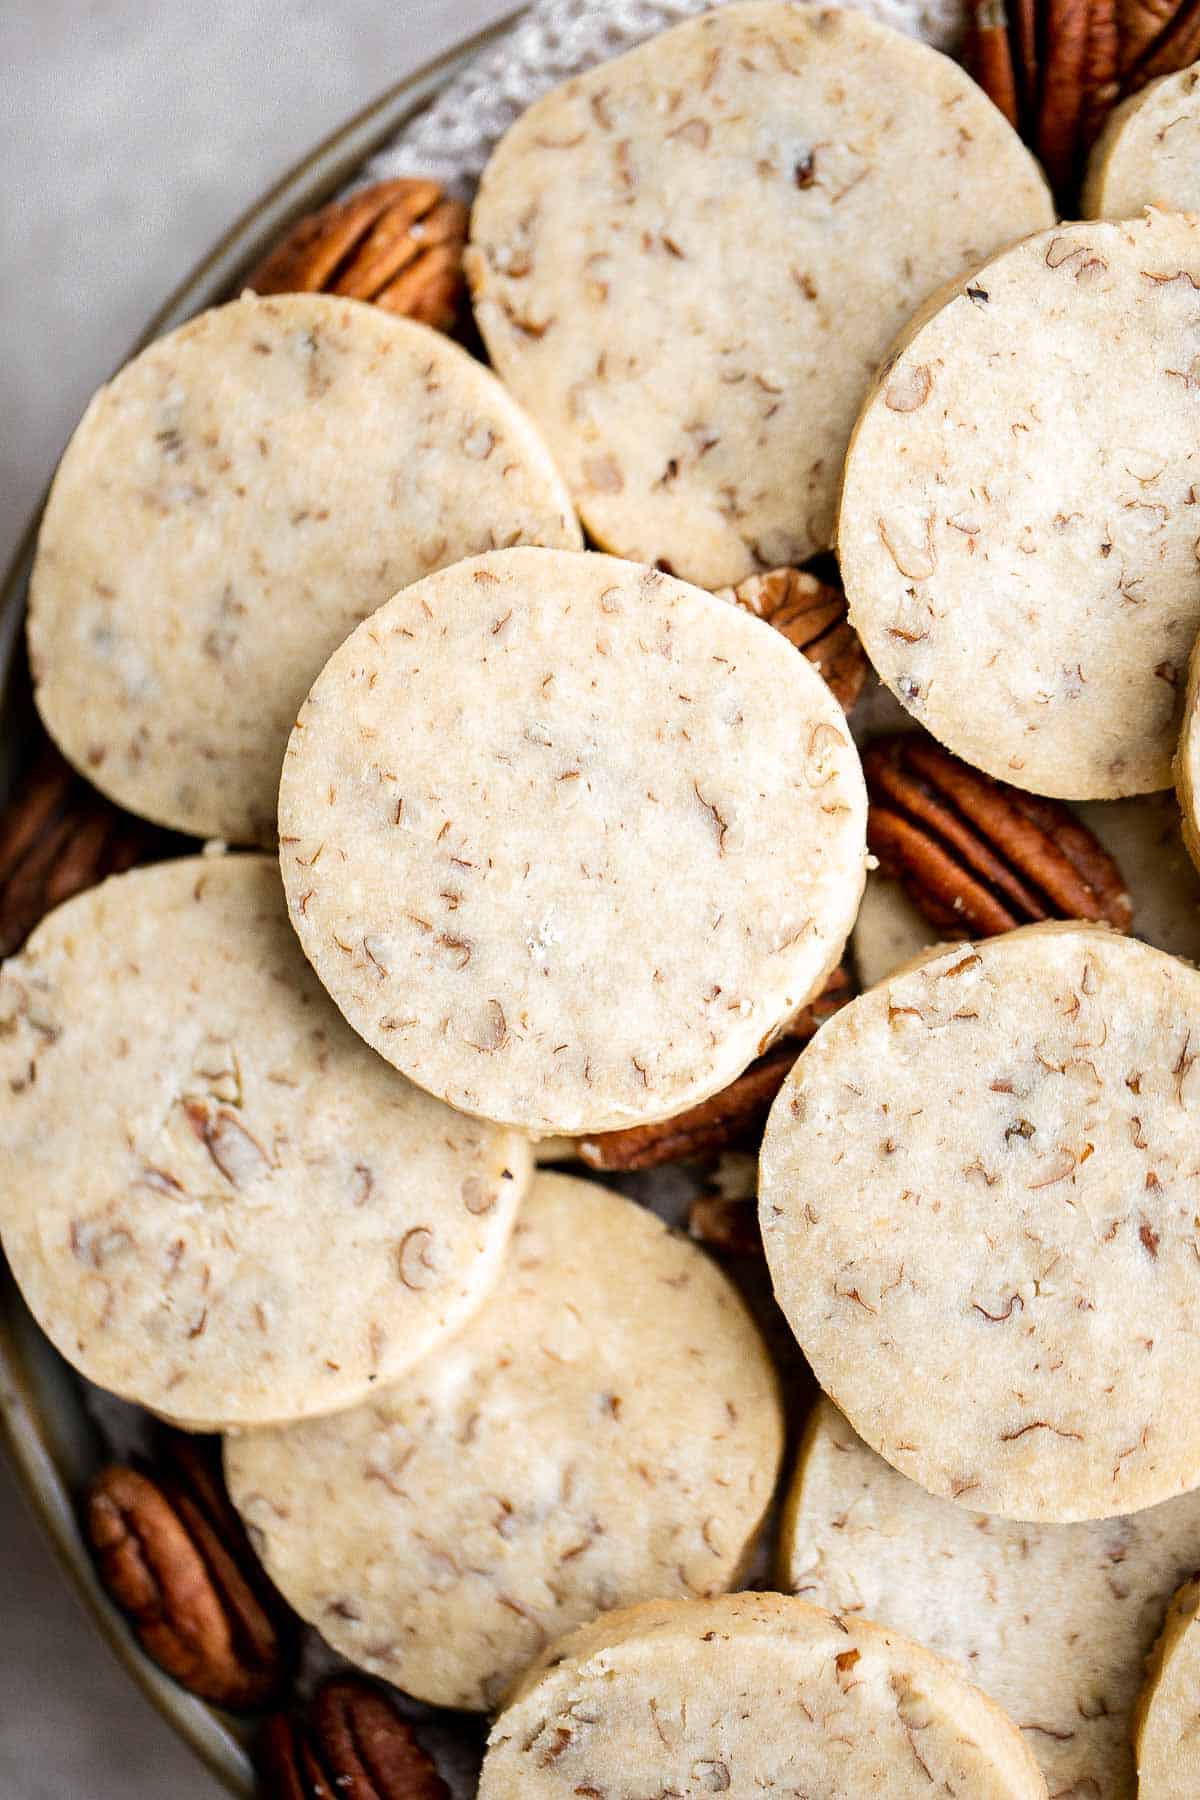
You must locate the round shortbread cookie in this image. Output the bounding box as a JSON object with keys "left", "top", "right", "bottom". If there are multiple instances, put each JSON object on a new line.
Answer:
{"left": 28, "top": 292, "right": 579, "bottom": 844}
{"left": 479, "top": 1592, "right": 1047, "bottom": 1797}
{"left": 1134, "top": 1574, "right": 1200, "bottom": 1796}
{"left": 466, "top": 2, "right": 1052, "bottom": 587}
{"left": 278, "top": 546, "right": 867, "bottom": 1136}
{"left": 1085, "top": 64, "right": 1200, "bottom": 220}
{"left": 0, "top": 856, "right": 528, "bottom": 1429}
{"left": 840, "top": 212, "right": 1200, "bottom": 800}
{"left": 760, "top": 923, "right": 1200, "bottom": 1521}
{"left": 224, "top": 1173, "right": 783, "bottom": 1710}
{"left": 782, "top": 1399, "right": 1200, "bottom": 1798}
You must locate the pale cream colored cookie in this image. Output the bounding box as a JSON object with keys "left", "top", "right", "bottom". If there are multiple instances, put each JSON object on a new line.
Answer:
{"left": 479, "top": 1592, "right": 1048, "bottom": 1797}
{"left": 782, "top": 1398, "right": 1200, "bottom": 1798}
{"left": 28, "top": 292, "right": 579, "bottom": 843}
{"left": 0, "top": 856, "right": 528, "bottom": 1429}
{"left": 224, "top": 1173, "right": 783, "bottom": 1709}
{"left": 1133, "top": 1574, "right": 1200, "bottom": 1796}
{"left": 278, "top": 547, "right": 867, "bottom": 1136}
{"left": 467, "top": 2, "right": 1052, "bottom": 586}
{"left": 760, "top": 923, "right": 1200, "bottom": 1521}
{"left": 840, "top": 212, "right": 1200, "bottom": 799}
{"left": 1085, "top": 63, "right": 1200, "bottom": 220}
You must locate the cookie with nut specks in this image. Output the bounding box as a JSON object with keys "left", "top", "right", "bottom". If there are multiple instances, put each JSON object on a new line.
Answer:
{"left": 478, "top": 1593, "right": 1047, "bottom": 1797}
{"left": 840, "top": 211, "right": 1200, "bottom": 800}
{"left": 0, "top": 856, "right": 528, "bottom": 1428}
{"left": 224, "top": 1173, "right": 784, "bottom": 1710}
{"left": 28, "top": 292, "right": 579, "bottom": 844}
{"left": 782, "top": 1399, "right": 1200, "bottom": 1798}
{"left": 278, "top": 546, "right": 867, "bottom": 1136}
{"left": 1085, "top": 64, "right": 1200, "bottom": 221}
{"left": 1133, "top": 1573, "right": 1200, "bottom": 1796}
{"left": 761, "top": 923, "right": 1200, "bottom": 1522}
{"left": 466, "top": 1, "right": 1052, "bottom": 587}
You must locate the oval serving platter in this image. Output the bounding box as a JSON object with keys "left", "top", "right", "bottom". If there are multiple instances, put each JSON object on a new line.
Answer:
{"left": 0, "top": 13, "right": 520, "bottom": 1794}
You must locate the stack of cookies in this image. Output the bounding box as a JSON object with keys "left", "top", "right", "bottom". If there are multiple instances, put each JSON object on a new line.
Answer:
{"left": 10, "top": 4, "right": 1200, "bottom": 1793}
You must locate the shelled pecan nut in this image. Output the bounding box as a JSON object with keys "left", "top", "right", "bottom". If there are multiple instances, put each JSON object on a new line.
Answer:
{"left": 718, "top": 567, "right": 868, "bottom": 714}
{"left": 577, "top": 965, "right": 852, "bottom": 1172}
{"left": 84, "top": 1449, "right": 293, "bottom": 1710}
{"left": 964, "top": 0, "right": 1194, "bottom": 203}
{"left": 964, "top": 0, "right": 1022, "bottom": 126}
{"left": 246, "top": 178, "right": 469, "bottom": 331}
{"left": 0, "top": 736, "right": 181, "bottom": 959}
{"left": 259, "top": 1676, "right": 449, "bottom": 1800}
{"left": 863, "top": 734, "right": 1132, "bottom": 938}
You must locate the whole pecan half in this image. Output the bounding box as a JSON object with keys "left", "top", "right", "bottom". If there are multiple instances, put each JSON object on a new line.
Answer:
{"left": 718, "top": 567, "right": 867, "bottom": 714}
{"left": 576, "top": 966, "right": 852, "bottom": 1172}
{"left": 259, "top": 1676, "right": 449, "bottom": 1800}
{"left": 964, "top": 0, "right": 1195, "bottom": 203}
{"left": 0, "top": 735, "right": 181, "bottom": 959}
{"left": 864, "top": 734, "right": 1132, "bottom": 937}
{"left": 84, "top": 1447, "right": 293, "bottom": 1710}
{"left": 964, "top": 0, "right": 1023, "bottom": 127}
{"left": 246, "top": 179, "right": 468, "bottom": 332}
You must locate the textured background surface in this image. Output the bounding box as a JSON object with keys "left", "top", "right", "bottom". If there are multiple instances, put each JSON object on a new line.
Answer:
{"left": 1, "top": 7, "right": 510, "bottom": 1796}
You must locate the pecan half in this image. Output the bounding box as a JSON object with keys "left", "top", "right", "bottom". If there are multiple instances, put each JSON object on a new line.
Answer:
{"left": 0, "top": 736, "right": 180, "bottom": 959}
{"left": 246, "top": 179, "right": 468, "bottom": 331}
{"left": 719, "top": 568, "right": 868, "bottom": 715}
{"left": 964, "top": 0, "right": 1193, "bottom": 203}
{"left": 259, "top": 1677, "right": 449, "bottom": 1800}
{"left": 577, "top": 966, "right": 852, "bottom": 1172}
{"left": 863, "top": 734, "right": 1132, "bottom": 937}
{"left": 964, "top": 0, "right": 1022, "bottom": 126}
{"left": 84, "top": 1448, "right": 292, "bottom": 1710}
{"left": 1125, "top": 0, "right": 1200, "bottom": 86}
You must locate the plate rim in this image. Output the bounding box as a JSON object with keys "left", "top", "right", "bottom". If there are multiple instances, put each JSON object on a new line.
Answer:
{"left": 0, "top": 11, "right": 521, "bottom": 1795}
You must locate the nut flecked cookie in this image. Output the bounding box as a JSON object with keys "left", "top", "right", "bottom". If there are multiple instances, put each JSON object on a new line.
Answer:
{"left": 1085, "top": 64, "right": 1200, "bottom": 220}
{"left": 478, "top": 1593, "right": 1048, "bottom": 1797}
{"left": 28, "top": 292, "right": 580, "bottom": 844}
{"left": 840, "top": 212, "right": 1200, "bottom": 799}
{"left": 782, "top": 1399, "right": 1200, "bottom": 1799}
{"left": 467, "top": 1, "right": 1053, "bottom": 586}
{"left": 278, "top": 547, "right": 867, "bottom": 1136}
{"left": 1133, "top": 1575, "right": 1200, "bottom": 1796}
{"left": 0, "top": 856, "right": 529, "bottom": 1429}
{"left": 760, "top": 923, "right": 1200, "bottom": 1522}
{"left": 224, "top": 1173, "right": 784, "bottom": 1710}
